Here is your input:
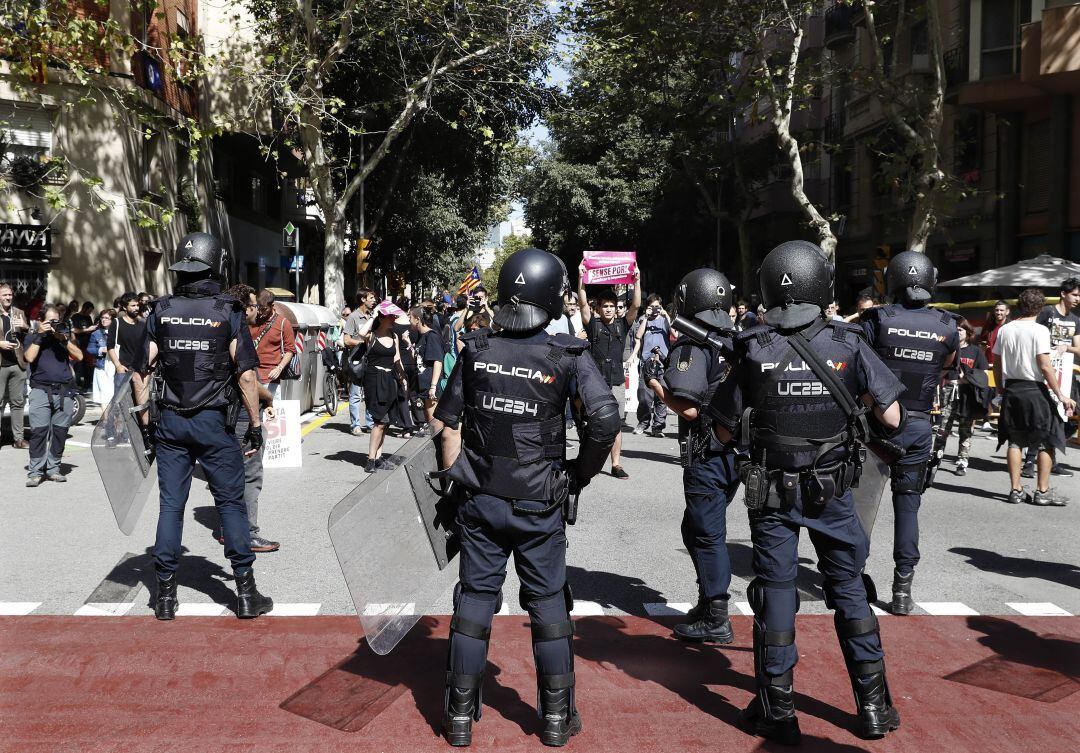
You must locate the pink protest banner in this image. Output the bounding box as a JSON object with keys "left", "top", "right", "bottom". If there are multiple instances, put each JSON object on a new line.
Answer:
{"left": 582, "top": 250, "right": 637, "bottom": 285}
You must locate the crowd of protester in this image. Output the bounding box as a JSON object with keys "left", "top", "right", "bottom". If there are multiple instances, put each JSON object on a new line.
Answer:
{"left": 4, "top": 268, "right": 1079, "bottom": 507}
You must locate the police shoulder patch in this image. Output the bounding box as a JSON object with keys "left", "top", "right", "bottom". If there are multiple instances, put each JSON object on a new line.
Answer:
{"left": 677, "top": 356, "right": 692, "bottom": 372}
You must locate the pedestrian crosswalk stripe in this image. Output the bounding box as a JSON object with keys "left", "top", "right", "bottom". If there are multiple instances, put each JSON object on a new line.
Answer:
{"left": 0, "top": 602, "right": 41, "bottom": 615}
{"left": 870, "top": 605, "right": 889, "bottom": 616}
{"left": 362, "top": 603, "right": 416, "bottom": 616}
{"left": 175, "top": 603, "right": 228, "bottom": 617}
{"left": 570, "top": 601, "right": 605, "bottom": 616}
{"left": 266, "top": 603, "right": 322, "bottom": 616}
{"left": 74, "top": 603, "right": 135, "bottom": 617}
{"left": 733, "top": 601, "right": 753, "bottom": 616}
{"left": 1006, "top": 602, "right": 1072, "bottom": 616}
{"left": 918, "top": 602, "right": 979, "bottom": 616}
{"left": 643, "top": 602, "right": 691, "bottom": 616}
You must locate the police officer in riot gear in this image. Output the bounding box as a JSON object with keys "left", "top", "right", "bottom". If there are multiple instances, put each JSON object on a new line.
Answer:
{"left": 433, "top": 247, "right": 620, "bottom": 747}
{"left": 643, "top": 268, "right": 740, "bottom": 643}
{"left": 145, "top": 232, "right": 272, "bottom": 621}
{"left": 861, "top": 251, "right": 957, "bottom": 615}
{"left": 708, "top": 241, "right": 905, "bottom": 743}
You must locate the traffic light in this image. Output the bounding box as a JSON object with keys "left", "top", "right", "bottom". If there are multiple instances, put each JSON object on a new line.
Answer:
{"left": 356, "top": 238, "right": 371, "bottom": 274}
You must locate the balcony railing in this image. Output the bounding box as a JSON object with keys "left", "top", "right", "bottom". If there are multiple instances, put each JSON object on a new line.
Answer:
{"left": 824, "top": 3, "right": 859, "bottom": 50}
{"left": 943, "top": 45, "right": 969, "bottom": 89}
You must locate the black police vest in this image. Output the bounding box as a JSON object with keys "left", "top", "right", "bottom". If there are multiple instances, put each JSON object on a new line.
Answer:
{"left": 448, "top": 331, "right": 577, "bottom": 501}
{"left": 153, "top": 294, "right": 235, "bottom": 412}
{"left": 740, "top": 323, "right": 864, "bottom": 471}
{"left": 870, "top": 304, "right": 954, "bottom": 412}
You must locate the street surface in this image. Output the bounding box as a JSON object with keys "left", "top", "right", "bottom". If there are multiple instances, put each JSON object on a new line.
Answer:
{"left": 1, "top": 407, "right": 1078, "bottom": 751}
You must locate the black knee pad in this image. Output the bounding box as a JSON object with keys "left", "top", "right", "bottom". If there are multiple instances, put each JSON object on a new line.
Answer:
{"left": 748, "top": 577, "right": 799, "bottom": 616}
{"left": 521, "top": 582, "right": 572, "bottom": 615}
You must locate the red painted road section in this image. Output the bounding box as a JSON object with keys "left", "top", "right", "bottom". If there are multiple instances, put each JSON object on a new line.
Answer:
{"left": 1, "top": 615, "right": 1077, "bottom": 752}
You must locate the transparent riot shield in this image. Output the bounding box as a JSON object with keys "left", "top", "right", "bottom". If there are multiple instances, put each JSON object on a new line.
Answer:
{"left": 91, "top": 373, "right": 156, "bottom": 535}
{"left": 328, "top": 430, "right": 460, "bottom": 655}
{"left": 853, "top": 450, "right": 891, "bottom": 537}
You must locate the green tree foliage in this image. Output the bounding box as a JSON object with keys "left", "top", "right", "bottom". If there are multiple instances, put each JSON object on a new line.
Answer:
{"left": 235, "top": 0, "right": 557, "bottom": 311}
{"left": 522, "top": 0, "right": 776, "bottom": 295}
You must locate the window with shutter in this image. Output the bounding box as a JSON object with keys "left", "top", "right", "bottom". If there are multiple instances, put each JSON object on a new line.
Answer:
{"left": 0, "top": 102, "right": 54, "bottom": 160}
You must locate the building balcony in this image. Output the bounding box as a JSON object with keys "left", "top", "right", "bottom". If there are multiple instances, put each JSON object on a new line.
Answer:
{"left": 824, "top": 3, "right": 859, "bottom": 50}
{"left": 944, "top": 44, "right": 969, "bottom": 90}
{"left": 1022, "top": 3, "right": 1080, "bottom": 93}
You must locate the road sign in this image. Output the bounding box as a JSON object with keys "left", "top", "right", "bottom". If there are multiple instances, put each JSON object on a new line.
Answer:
{"left": 283, "top": 222, "right": 298, "bottom": 248}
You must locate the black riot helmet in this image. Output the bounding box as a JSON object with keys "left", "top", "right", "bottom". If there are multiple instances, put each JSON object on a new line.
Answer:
{"left": 674, "top": 268, "right": 734, "bottom": 330}
{"left": 758, "top": 240, "right": 834, "bottom": 330}
{"left": 886, "top": 250, "right": 937, "bottom": 305}
{"left": 492, "top": 247, "right": 569, "bottom": 332}
{"left": 169, "top": 232, "right": 225, "bottom": 278}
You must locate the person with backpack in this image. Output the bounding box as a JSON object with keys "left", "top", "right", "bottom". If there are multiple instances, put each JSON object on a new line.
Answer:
{"left": 249, "top": 290, "right": 296, "bottom": 398}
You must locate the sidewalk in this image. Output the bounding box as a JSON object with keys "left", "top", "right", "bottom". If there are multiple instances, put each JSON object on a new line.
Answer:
{"left": 1, "top": 614, "right": 1076, "bottom": 752}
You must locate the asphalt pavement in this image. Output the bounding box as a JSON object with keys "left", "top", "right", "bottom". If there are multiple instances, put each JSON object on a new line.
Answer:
{"left": 1, "top": 404, "right": 1077, "bottom": 618}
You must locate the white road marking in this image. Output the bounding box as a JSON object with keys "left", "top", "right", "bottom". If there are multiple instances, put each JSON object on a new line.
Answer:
{"left": 1006, "top": 602, "right": 1072, "bottom": 617}
{"left": 918, "top": 602, "right": 979, "bottom": 616}
{"left": 570, "top": 601, "right": 605, "bottom": 616}
{"left": 66, "top": 440, "right": 91, "bottom": 448}
{"left": 870, "top": 605, "right": 889, "bottom": 616}
{"left": 0, "top": 602, "right": 41, "bottom": 615}
{"left": 74, "top": 602, "right": 135, "bottom": 617}
{"left": 643, "top": 602, "right": 691, "bottom": 616}
{"left": 733, "top": 601, "right": 754, "bottom": 616}
{"left": 175, "top": 603, "right": 228, "bottom": 617}
{"left": 267, "top": 603, "right": 322, "bottom": 616}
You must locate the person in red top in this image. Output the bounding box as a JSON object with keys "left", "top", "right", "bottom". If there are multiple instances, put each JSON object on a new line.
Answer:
{"left": 249, "top": 289, "right": 296, "bottom": 395}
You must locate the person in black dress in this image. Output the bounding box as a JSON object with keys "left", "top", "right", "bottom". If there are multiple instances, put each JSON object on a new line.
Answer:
{"left": 356, "top": 307, "right": 408, "bottom": 472}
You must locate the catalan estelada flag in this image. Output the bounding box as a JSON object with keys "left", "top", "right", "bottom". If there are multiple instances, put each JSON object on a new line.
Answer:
{"left": 458, "top": 266, "right": 482, "bottom": 295}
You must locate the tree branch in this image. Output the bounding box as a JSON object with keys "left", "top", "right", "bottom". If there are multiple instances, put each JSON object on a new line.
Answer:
{"left": 321, "top": 0, "right": 358, "bottom": 75}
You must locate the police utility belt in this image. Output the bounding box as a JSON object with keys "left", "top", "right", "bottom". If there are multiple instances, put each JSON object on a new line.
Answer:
{"left": 737, "top": 319, "right": 879, "bottom": 513}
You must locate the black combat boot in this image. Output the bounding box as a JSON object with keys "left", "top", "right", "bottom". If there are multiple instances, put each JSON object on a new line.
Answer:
{"left": 443, "top": 674, "right": 482, "bottom": 747}
{"left": 154, "top": 573, "right": 178, "bottom": 621}
{"left": 889, "top": 570, "right": 914, "bottom": 616}
{"left": 673, "top": 598, "right": 735, "bottom": 644}
{"left": 538, "top": 675, "right": 582, "bottom": 747}
{"left": 684, "top": 590, "right": 708, "bottom": 623}
{"left": 740, "top": 681, "right": 801, "bottom": 745}
{"left": 849, "top": 660, "right": 901, "bottom": 738}
{"left": 234, "top": 570, "right": 274, "bottom": 618}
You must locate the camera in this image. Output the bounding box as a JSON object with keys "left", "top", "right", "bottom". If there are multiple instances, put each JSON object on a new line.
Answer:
{"left": 468, "top": 298, "right": 483, "bottom": 313}
{"left": 44, "top": 320, "right": 71, "bottom": 337}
